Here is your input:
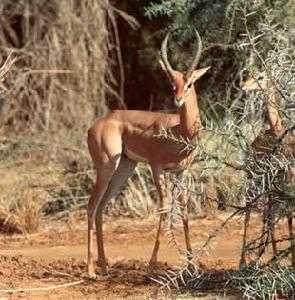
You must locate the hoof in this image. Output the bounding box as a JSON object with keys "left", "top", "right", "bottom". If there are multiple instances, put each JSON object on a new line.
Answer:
{"left": 88, "top": 270, "right": 109, "bottom": 281}
{"left": 147, "top": 261, "right": 158, "bottom": 273}
{"left": 88, "top": 272, "right": 97, "bottom": 281}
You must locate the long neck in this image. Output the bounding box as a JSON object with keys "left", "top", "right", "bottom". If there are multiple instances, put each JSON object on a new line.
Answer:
{"left": 265, "top": 80, "right": 283, "bottom": 136}
{"left": 178, "top": 88, "right": 202, "bottom": 139}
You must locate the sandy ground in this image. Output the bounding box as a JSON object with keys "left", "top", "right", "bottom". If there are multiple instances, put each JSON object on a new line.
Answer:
{"left": 0, "top": 214, "right": 290, "bottom": 299}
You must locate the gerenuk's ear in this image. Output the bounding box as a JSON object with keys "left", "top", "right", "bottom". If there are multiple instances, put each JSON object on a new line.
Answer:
{"left": 188, "top": 66, "right": 211, "bottom": 84}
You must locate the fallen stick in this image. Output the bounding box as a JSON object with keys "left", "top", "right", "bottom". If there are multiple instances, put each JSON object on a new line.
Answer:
{"left": 0, "top": 280, "right": 84, "bottom": 294}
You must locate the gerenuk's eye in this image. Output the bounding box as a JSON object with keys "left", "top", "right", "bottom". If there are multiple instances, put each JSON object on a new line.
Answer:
{"left": 185, "top": 83, "right": 192, "bottom": 91}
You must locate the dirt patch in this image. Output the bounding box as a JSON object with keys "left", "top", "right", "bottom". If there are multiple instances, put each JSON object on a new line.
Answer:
{"left": 0, "top": 215, "right": 289, "bottom": 299}
{"left": 0, "top": 256, "right": 171, "bottom": 299}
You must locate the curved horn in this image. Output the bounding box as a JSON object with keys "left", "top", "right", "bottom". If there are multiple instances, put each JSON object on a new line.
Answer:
{"left": 187, "top": 29, "right": 203, "bottom": 77}
{"left": 161, "top": 31, "right": 174, "bottom": 75}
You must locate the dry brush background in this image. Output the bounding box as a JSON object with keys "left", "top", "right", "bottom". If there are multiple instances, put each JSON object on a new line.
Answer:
{"left": 0, "top": 0, "right": 222, "bottom": 234}
{"left": 0, "top": 0, "right": 115, "bottom": 234}
{"left": 0, "top": 0, "right": 294, "bottom": 298}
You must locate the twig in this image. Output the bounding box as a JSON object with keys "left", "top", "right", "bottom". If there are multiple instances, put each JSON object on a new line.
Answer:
{"left": 0, "top": 280, "right": 84, "bottom": 293}
{"left": 0, "top": 50, "right": 17, "bottom": 81}
{"left": 107, "top": 7, "right": 127, "bottom": 109}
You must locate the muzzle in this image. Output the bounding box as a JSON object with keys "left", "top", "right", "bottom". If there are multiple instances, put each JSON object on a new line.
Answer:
{"left": 174, "top": 98, "right": 184, "bottom": 108}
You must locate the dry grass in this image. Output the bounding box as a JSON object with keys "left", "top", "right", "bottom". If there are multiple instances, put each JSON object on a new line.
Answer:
{"left": 0, "top": 1, "right": 148, "bottom": 229}
{"left": 0, "top": 187, "right": 44, "bottom": 234}
{"left": 0, "top": 0, "right": 110, "bottom": 232}
{"left": 0, "top": 158, "right": 59, "bottom": 233}
{"left": 0, "top": 0, "right": 108, "bottom": 147}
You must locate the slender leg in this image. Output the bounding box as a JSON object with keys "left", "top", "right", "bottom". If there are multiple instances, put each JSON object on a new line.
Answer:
{"left": 270, "top": 220, "right": 278, "bottom": 257}
{"left": 148, "top": 210, "right": 164, "bottom": 269}
{"left": 258, "top": 201, "right": 270, "bottom": 259}
{"left": 87, "top": 163, "right": 117, "bottom": 277}
{"left": 87, "top": 125, "right": 127, "bottom": 278}
{"left": 94, "top": 157, "right": 137, "bottom": 273}
{"left": 286, "top": 167, "right": 295, "bottom": 266}
{"left": 258, "top": 198, "right": 277, "bottom": 259}
{"left": 287, "top": 213, "right": 295, "bottom": 267}
{"left": 148, "top": 167, "right": 167, "bottom": 269}
{"left": 269, "top": 200, "right": 278, "bottom": 257}
{"left": 178, "top": 189, "right": 193, "bottom": 260}
{"left": 87, "top": 189, "right": 98, "bottom": 278}
{"left": 88, "top": 178, "right": 111, "bottom": 277}
{"left": 240, "top": 209, "right": 251, "bottom": 268}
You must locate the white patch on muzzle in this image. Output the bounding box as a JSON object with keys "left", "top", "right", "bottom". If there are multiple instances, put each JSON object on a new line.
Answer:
{"left": 174, "top": 98, "right": 184, "bottom": 108}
